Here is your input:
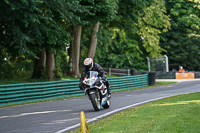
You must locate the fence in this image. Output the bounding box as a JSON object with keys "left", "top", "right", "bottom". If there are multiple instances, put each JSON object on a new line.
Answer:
{"left": 103, "top": 67, "right": 200, "bottom": 79}
{"left": 103, "top": 67, "right": 149, "bottom": 76}
{"left": 147, "top": 55, "right": 169, "bottom": 72}
{"left": 103, "top": 68, "right": 132, "bottom": 76}
{"left": 0, "top": 74, "right": 149, "bottom": 106}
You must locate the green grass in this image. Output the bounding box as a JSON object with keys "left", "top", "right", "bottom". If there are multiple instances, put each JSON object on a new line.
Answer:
{"left": 61, "top": 75, "right": 79, "bottom": 80}
{"left": 0, "top": 77, "right": 52, "bottom": 85}
{"left": 0, "top": 78, "right": 40, "bottom": 85}
{"left": 0, "top": 75, "right": 115, "bottom": 85}
{"left": 0, "top": 75, "right": 78, "bottom": 85}
{"left": 70, "top": 92, "right": 200, "bottom": 133}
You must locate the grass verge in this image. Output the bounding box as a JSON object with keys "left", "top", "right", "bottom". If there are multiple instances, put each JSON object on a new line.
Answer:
{"left": 70, "top": 92, "right": 200, "bottom": 133}
{"left": 0, "top": 75, "right": 78, "bottom": 85}
{"left": 0, "top": 75, "right": 114, "bottom": 85}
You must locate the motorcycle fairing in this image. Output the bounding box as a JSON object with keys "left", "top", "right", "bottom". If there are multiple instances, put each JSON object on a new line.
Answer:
{"left": 83, "top": 71, "right": 108, "bottom": 107}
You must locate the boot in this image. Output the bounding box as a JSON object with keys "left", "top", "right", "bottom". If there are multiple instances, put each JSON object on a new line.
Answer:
{"left": 107, "top": 85, "right": 111, "bottom": 98}
{"left": 104, "top": 80, "right": 111, "bottom": 97}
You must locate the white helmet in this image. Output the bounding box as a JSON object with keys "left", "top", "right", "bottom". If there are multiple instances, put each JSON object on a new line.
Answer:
{"left": 84, "top": 58, "right": 93, "bottom": 70}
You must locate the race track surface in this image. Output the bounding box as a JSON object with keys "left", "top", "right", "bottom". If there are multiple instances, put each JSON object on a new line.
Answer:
{"left": 0, "top": 81, "right": 200, "bottom": 133}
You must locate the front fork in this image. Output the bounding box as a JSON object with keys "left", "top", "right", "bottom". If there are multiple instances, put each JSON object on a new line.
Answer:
{"left": 85, "top": 88, "right": 101, "bottom": 101}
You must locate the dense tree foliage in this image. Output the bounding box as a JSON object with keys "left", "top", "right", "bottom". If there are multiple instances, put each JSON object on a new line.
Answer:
{"left": 0, "top": 0, "right": 83, "bottom": 79}
{"left": 138, "top": 0, "right": 170, "bottom": 57}
{"left": 1, "top": 0, "right": 199, "bottom": 80}
{"left": 69, "top": 0, "right": 119, "bottom": 77}
{"left": 93, "top": 0, "right": 170, "bottom": 69}
{"left": 160, "top": 0, "right": 200, "bottom": 71}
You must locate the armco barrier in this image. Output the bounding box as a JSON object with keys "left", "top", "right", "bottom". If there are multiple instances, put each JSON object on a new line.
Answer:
{"left": 0, "top": 80, "right": 83, "bottom": 106}
{"left": 0, "top": 74, "right": 148, "bottom": 106}
{"left": 108, "top": 74, "right": 149, "bottom": 91}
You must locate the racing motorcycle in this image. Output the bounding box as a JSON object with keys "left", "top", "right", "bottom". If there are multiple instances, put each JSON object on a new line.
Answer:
{"left": 82, "top": 71, "right": 111, "bottom": 111}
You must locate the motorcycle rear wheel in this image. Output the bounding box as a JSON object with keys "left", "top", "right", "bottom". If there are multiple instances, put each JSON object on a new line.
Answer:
{"left": 90, "top": 91, "right": 101, "bottom": 111}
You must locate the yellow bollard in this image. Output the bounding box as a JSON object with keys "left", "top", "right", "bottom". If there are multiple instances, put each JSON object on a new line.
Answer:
{"left": 80, "top": 111, "right": 90, "bottom": 133}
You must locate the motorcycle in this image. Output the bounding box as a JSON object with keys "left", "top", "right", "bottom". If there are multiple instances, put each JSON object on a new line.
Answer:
{"left": 82, "top": 71, "right": 111, "bottom": 111}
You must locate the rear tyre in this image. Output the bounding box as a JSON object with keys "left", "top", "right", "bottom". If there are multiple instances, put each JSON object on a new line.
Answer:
{"left": 90, "top": 91, "right": 101, "bottom": 111}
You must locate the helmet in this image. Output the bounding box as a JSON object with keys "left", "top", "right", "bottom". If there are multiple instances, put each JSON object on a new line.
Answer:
{"left": 84, "top": 58, "right": 93, "bottom": 70}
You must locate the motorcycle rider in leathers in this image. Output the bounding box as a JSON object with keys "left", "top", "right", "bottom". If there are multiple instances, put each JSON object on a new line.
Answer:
{"left": 79, "top": 58, "right": 111, "bottom": 97}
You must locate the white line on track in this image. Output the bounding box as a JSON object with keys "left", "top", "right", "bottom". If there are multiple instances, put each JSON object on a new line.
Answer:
{"left": 55, "top": 96, "right": 171, "bottom": 133}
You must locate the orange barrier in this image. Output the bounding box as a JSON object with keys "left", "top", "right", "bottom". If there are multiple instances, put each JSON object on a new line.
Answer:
{"left": 175, "top": 72, "right": 194, "bottom": 79}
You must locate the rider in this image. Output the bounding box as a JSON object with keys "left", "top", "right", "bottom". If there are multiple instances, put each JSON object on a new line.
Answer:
{"left": 79, "top": 58, "right": 111, "bottom": 97}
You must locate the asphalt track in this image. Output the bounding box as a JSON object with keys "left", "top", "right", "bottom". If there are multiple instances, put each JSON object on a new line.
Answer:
{"left": 0, "top": 79, "right": 200, "bottom": 133}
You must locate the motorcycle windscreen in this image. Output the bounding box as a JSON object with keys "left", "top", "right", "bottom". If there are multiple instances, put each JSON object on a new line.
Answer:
{"left": 86, "top": 71, "right": 98, "bottom": 78}
{"left": 85, "top": 71, "right": 99, "bottom": 87}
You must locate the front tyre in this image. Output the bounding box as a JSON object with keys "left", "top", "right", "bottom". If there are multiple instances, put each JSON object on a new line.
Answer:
{"left": 90, "top": 91, "right": 101, "bottom": 111}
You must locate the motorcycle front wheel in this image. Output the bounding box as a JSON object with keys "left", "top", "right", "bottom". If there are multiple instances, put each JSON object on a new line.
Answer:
{"left": 90, "top": 90, "right": 101, "bottom": 111}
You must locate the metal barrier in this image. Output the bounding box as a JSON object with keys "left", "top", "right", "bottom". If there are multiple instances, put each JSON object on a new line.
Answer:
{"left": 155, "top": 71, "right": 176, "bottom": 79}
{"left": 0, "top": 74, "right": 148, "bottom": 106}
{"left": 0, "top": 80, "right": 82, "bottom": 106}
{"left": 194, "top": 72, "right": 200, "bottom": 78}
{"left": 108, "top": 74, "right": 148, "bottom": 91}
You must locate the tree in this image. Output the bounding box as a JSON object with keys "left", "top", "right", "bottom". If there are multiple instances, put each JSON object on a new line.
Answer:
{"left": 80, "top": 0, "right": 119, "bottom": 59}
{"left": 160, "top": 0, "right": 200, "bottom": 71}
{"left": 138, "top": 0, "right": 171, "bottom": 57}
{"left": 94, "top": 0, "right": 170, "bottom": 70}
{"left": 71, "top": 25, "right": 82, "bottom": 77}
{"left": 87, "top": 22, "right": 100, "bottom": 59}
{"left": 69, "top": 0, "right": 119, "bottom": 76}
{"left": 32, "top": 48, "right": 46, "bottom": 78}
{"left": 67, "top": 1, "right": 91, "bottom": 77}
{"left": 46, "top": 50, "right": 56, "bottom": 80}
{"left": 0, "top": 0, "right": 79, "bottom": 79}
{"left": 96, "top": 28, "right": 146, "bottom": 69}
